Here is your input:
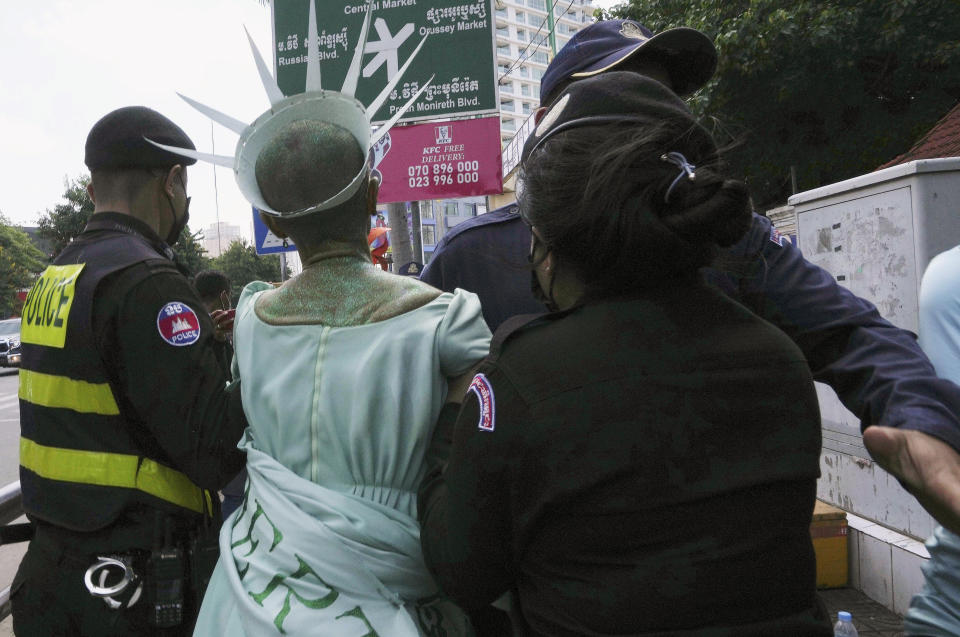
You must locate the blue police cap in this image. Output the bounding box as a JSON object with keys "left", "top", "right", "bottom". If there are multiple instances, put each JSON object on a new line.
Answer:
{"left": 539, "top": 20, "right": 717, "bottom": 103}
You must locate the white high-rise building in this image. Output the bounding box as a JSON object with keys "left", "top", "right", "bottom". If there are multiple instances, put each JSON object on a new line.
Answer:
{"left": 495, "top": 0, "right": 596, "bottom": 145}
{"left": 202, "top": 221, "right": 244, "bottom": 258}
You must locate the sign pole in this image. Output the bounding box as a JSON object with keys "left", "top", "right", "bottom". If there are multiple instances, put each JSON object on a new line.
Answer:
{"left": 410, "top": 201, "right": 424, "bottom": 264}
{"left": 387, "top": 201, "right": 413, "bottom": 269}
{"left": 547, "top": 0, "right": 557, "bottom": 55}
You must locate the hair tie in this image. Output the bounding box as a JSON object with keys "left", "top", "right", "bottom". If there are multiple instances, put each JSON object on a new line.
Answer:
{"left": 661, "top": 151, "right": 696, "bottom": 203}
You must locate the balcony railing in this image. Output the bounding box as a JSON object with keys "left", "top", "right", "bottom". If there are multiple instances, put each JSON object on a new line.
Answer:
{"left": 0, "top": 481, "right": 24, "bottom": 622}
{"left": 502, "top": 111, "right": 537, "bottom": 179}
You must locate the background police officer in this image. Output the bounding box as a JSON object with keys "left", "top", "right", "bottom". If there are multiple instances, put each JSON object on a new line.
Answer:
{"left": 12, "top": 106, "right": 247, "bottom": 636}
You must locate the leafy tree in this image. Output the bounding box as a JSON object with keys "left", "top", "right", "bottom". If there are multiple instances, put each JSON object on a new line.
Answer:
{"left": 210, "top": 239, "right": 289, "bottom": 304}
{"left": 0, "top": 214, "right": 46, "bottom": 318}
{"left": 36, "top": 173, "right": 214, "bottom": 273}
{"left": 37, "top": 176, "right": 94, "bottom": 258}
{"left": 172, "top": 228, "right": 212, "bottom": 277}
{"left": 608, "top": 0, "right": 960, "bottom": 208}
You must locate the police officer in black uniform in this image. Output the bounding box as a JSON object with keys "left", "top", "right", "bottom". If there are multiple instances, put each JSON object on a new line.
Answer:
{"left": 420, "top": 73, "right": 831, "bottom": 635}
{"left": 12, "top": 106, "right": 247, "bottom": 636}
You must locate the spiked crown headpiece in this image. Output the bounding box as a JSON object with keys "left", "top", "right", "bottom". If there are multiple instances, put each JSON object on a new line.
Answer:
{"left": 149, "top": 0, "right": 432, "bottom": 217}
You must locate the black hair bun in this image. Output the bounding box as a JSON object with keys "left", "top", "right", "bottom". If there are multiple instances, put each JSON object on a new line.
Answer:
{"left": 662, "top": 178, "right": 751, "bottom": 248}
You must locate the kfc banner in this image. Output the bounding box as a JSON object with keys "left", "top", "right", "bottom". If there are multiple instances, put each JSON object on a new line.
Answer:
{"left": 375, "top": 116, "right": 502, "bottom": 203}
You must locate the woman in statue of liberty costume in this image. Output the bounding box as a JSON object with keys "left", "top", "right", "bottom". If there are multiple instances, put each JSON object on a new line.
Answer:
{"left": 195, "top": 118, "right": 487, "bottom": 637}
{"left": 151, "top": 4, "right": 491, "bottom": 634}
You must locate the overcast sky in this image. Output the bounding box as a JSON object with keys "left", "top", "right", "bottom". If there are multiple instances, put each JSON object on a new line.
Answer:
{"left": 0, "top": 0, "right": 274, "bottom": 239}
{"left": 1, "top": 0, "right": 620, "bottom": 240}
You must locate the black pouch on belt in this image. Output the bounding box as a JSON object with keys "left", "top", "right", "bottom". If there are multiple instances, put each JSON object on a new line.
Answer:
{"left": 188, "top": 492, "right": 221, "bottom": 612}
{"left": 147, "top": 513, "right": 185, "bottom": 628}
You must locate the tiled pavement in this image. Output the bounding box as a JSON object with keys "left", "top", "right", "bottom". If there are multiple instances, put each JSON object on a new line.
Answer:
{"left": 822, "top": 587, "right": 906, "bottom": 637}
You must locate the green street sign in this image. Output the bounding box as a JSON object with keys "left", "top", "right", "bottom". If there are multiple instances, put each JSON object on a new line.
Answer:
{"left": 272, "top": 0, "right": 498, "bottom": 124}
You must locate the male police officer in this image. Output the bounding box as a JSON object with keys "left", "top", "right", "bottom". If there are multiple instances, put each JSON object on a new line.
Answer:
{"left": 420, "top": 19, "right": 960, "bottom": 534}
{"left": 12, "top": 106, "right": 247, "bottom": 636}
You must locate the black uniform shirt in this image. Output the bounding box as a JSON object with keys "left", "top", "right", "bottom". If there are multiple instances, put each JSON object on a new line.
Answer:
{"left": 419, "top": 205, "right": 544, "bottom": 331}
{"left": 420, "top": 282, "right": 830, "bottom": 636}
{"left": 83, "top": 213, "right": 246, "bottom": 494}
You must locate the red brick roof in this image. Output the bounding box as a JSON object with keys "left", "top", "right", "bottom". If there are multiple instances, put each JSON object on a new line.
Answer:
{"left": 878, "top": 101, "right": 960, "bottom": 169}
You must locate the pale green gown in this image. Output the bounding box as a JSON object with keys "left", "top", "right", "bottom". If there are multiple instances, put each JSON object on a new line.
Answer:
{"left": 194, "top": 281, "right": 491, "bottom": 636}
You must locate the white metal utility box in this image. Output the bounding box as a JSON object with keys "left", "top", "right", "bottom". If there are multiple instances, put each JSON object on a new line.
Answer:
{"left": 789, "top": 158, "right": 960, "bottom": 541}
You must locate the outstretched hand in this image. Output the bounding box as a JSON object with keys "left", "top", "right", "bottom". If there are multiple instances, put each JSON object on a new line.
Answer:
{"left": 863, "top": 426, "right": 960, "bottom": 536}
{"left": 210, "top": 308, "right": 235, "bottom": 342}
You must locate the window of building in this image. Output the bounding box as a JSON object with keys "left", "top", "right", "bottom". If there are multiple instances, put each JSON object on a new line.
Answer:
{"left": 495, "top": 6, "right": 506, "bottom": 17}
{"left": 501, "top": 118, "right": 516, "bottom": 131}
{"left": 497, "top": 44, "right": 511, "bottom": 57}
{"left": 528, "top": 0, "right": 546, "bottom": 10}
{"left": 498, "top": 63, "right": 511, "bottom": 77}
{"left": 500, "top": 98, "right": 514, "bottom": 112}
{"left": 422, "top": 225, "right": 436, "bottom": 245}
{"left": 496, "top": 26, "right": 508, "bottom": 38}
{"left": 520, "top": 83, "right": 531, "bottom": 97}
{"left": 443, "top": 202, "right": 459, "bottom": 217}
{"left": 515, "top": 10, "right": 526, "bottom": 23}
{"left": 532, "top": 67, "right": 544, "bottom": 80}
{"left": 531, "top": 50, "right": 549, "bottom": 64}
{"left": 516, "top": 28, "right": 527, "bottom": 42}
{"left": 478, "top": 202, "right": 488, "bottom": 215}
{"left": 421, "top": 203, "right": 434, "bottom": 219}
{"left": 521, "top": 102, "right": 532, "bottom": 114}
{"left": 518, "top": 66, "right": 529, "bottom": 78}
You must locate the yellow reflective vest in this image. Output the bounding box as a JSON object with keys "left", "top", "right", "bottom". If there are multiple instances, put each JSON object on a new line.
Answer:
{"left": 19, "top": 231, "right": 211, "bottom": 532}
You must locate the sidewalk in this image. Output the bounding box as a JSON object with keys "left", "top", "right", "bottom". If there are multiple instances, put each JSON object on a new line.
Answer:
{"left": 822, "top": 587, "right": 906, "bottom": 636}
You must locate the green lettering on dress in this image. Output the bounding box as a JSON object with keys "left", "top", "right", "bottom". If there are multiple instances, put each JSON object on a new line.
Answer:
{"left": 232, "top": 499, "right": 283, "bottom": 556}
{"left": 248, "top": 554, "right": 340, "bottom": 634}
{"left": 336, "top": 605, "right": 380, "bottom": 636}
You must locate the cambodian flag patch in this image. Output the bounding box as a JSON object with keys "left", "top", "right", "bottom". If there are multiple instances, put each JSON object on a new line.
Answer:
{"left": 469, "top": 373, "right": 496, "bottom": 432}
{"left": 156, "top": 302, "right": 201, "bottom": 347}
{"left": 769, "top": 226, "right": 787, "bottom": 247}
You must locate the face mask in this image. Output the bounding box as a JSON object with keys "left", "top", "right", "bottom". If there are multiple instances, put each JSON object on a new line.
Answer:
{"left": 165, "top": 196, "right": 190, "bottom": 245}
{"left": 528, "top": 231, "right": 560, "bottom": 313}
{"left": 164, "top": 172, "right": 191, "bottom": 245}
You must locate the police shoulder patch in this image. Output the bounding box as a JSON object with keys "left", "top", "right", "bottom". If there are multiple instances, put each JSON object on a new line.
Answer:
{"left": 769, "top": 226, "right": 787, "bottom": 247}
{"left": 469, "top": 373, "right": 496, "bottom": 432}
{"left": 156, "top": 302, "right": 201, "bottom": 346}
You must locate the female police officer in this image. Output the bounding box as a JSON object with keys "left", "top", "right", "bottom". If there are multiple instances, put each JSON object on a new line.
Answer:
{"left": 418, "top": 72, "right": 831, "bottom": 635}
